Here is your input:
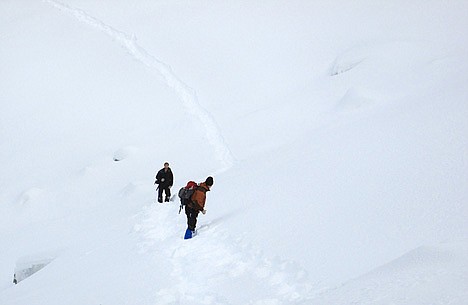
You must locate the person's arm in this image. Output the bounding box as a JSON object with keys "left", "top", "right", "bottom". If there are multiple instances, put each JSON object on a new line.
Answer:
{"left": 169, "top": 170, "right": 174, "bottom": 187}
{"left": 198, "top": 193, "right": 207, "bottom": 211}
{"left": 191, "top": 189, "right": 206, "bottom": 211}
{"left": 155, "top": 170, "right": 161, "bottom": 184}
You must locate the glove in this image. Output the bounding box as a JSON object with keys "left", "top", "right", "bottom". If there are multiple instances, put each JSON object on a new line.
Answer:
{"left": 168, "top": 185, "right": 172, "bottom": 189}
{"left": 201, "top": 209, "right": 206, "bottom": 215}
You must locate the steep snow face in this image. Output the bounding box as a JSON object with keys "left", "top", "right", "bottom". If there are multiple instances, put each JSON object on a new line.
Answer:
{"left": 1, "top": 0, "right": 468, "bottom": 304}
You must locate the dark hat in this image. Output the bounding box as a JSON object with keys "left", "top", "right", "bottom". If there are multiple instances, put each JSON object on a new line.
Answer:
{"left": 205, "top": 176, "right": 214, "bottom": 186}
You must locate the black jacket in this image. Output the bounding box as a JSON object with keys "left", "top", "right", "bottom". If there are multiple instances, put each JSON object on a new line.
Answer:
{"left": 155, "top": 168, "right": 173, "bottom": 187}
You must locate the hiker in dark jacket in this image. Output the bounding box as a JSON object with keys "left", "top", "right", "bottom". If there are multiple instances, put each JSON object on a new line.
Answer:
{"left": 185, "top": 176, "right": 213, "bottom": 233}
{"left": 154, "top": 162, "right": 174, "bottom": 203}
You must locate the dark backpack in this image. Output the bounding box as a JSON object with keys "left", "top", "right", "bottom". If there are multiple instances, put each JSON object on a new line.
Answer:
{"left": 178, "top": 181, "right": 198, "bottom": 214}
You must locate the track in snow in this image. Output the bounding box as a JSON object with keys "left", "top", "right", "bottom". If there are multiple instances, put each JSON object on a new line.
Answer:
{"left": 133, "top": 203, "right": 315, "bottom": 304}
{"left": 45, "top": 0, "right": 236, "bottom": 172}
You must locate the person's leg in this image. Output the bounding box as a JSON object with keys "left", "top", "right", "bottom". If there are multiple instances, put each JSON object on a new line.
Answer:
{"left": 164, "top": 186, "right": 171, "bottom": 202}
{"left": 157, "top": 187, "right": 163, "bottom": 203}
{"left": 191, "top": 209, "right": 199, "bottom": 231}
{"left": 185, "top": 207, "right": 199, "bottom": 231}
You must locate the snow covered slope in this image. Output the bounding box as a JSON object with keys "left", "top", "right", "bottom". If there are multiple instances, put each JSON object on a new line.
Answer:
{"left": 310, "top": 241, "right": 468, "bottom": 305}
{"left": 1, "top": 0, "right": 467, "bottom": 304}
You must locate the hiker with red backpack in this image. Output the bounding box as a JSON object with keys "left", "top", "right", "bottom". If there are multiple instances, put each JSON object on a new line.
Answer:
{"left": 180, "top": 176, "right": 213, "bottom": 239}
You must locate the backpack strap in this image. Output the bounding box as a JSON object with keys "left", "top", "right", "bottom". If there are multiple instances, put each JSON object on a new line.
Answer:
{"left": 195, "top": 185, "right": 208, "bottom": 193}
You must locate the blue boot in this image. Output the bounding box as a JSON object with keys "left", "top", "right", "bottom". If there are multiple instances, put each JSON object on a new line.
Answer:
{"left": 184, "top": 228, "right": 193, "bottom": 239}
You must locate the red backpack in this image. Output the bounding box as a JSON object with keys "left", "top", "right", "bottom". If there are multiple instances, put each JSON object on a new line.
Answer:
{"left": 178, "top": 181, "right": 198, "bottom": 213}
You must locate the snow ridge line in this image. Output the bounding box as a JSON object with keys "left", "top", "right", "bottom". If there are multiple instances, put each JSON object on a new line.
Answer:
{"left": 45, "top": 0, "right": 236, "bottom": 171}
